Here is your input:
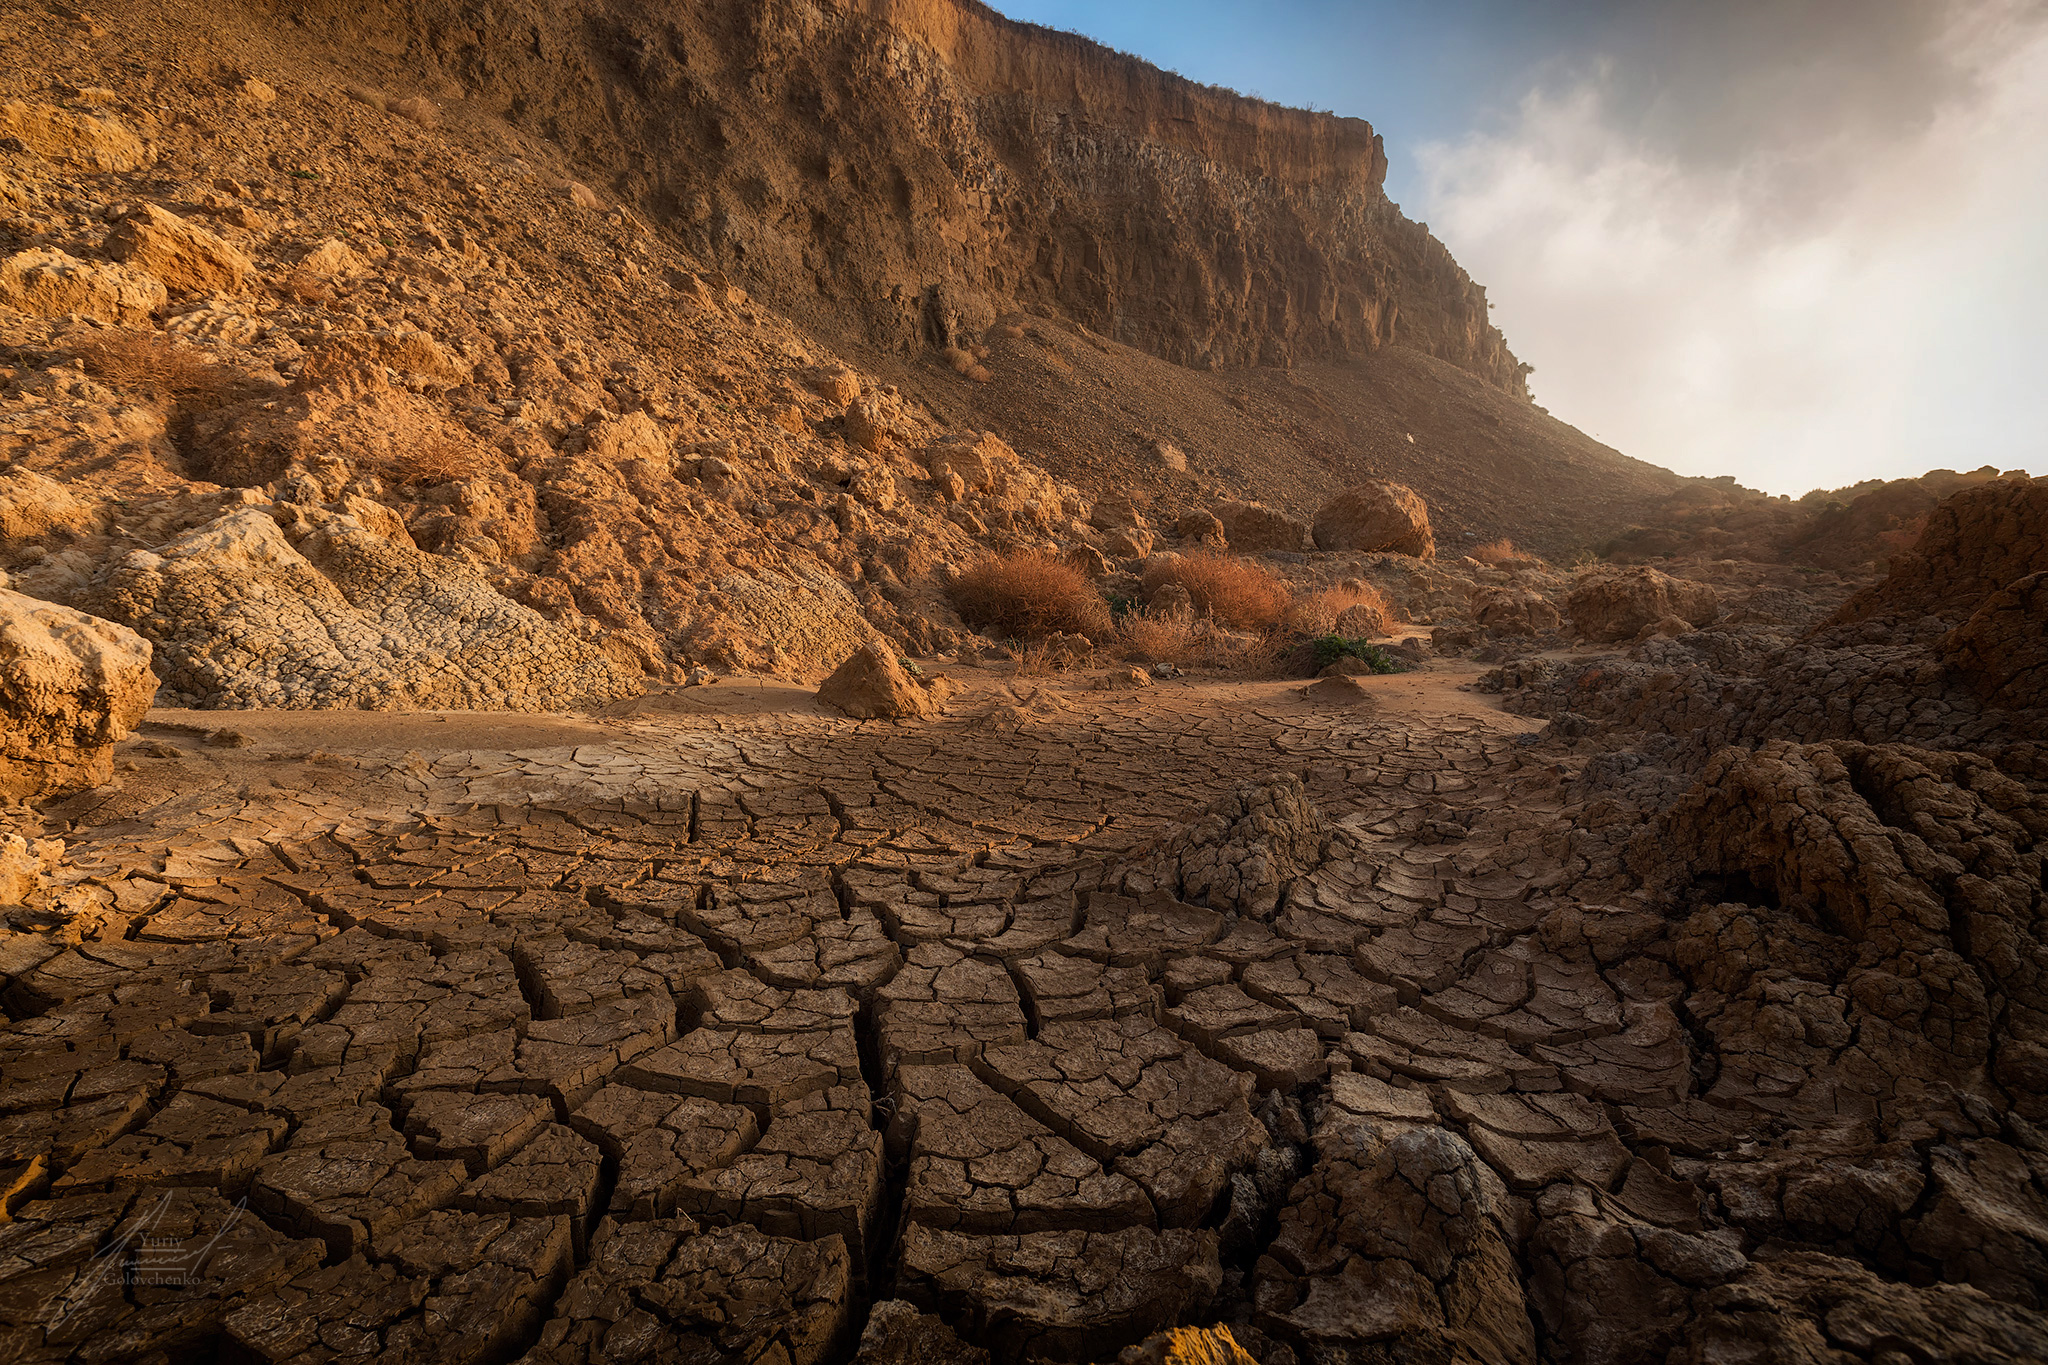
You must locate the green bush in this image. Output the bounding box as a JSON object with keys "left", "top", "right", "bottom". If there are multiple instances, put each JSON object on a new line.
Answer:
{"left": 1310, "top": 635, "right": 1402, "bottom": 674}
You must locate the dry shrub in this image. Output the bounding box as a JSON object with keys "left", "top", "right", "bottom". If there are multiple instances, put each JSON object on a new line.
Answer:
{"left": 940, "top": 346, "right": 991, "bottom": 383}
{"left": 383, "top": 333, "right": 469, "bottom": 386}
{"left": 1142, "top": 551, "right": 1289, "bottom": 629}
{"left": 1286, "top": 580, "right": 1394, "bottom": 637}
{"left": 951, "top": 552, "right": 1113, "bottom": 640}
{"left": 76, "top": 332, "right": 240, "bottom": 410}
{"left": 1472, "top": 538, "right": 1518, "bottom": 566}
{"left": 1226, "top": 629, "right": 1291, "bottom": 679}
{"left": 1118, "top": 608, "right": 1197, "bottom": 665}
{"left": 364, "top": 434, "right": 495, "bottom": 488}
{"left": 1012, "top": 640, "right": 1054, "bottom": 677}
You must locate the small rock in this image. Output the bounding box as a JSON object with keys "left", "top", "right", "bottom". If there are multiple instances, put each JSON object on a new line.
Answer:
{"left": 817, "top": 642, "right": 943, "bottom": 720}
{"left": 1303, "top": 674, "right": 1376, "bottom": 706}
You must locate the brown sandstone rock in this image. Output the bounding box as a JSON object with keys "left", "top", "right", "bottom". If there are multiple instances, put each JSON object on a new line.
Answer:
{"left": 1212, "top": 500, "right": 1309, "bottom": 553}
{"left": 0, "top": 588, "right": 157, "bottom": 800}
{"left": 1312, "top": 481, "right": 1435, "bottom": 557}
{"left": 0, "top": 99, "right": 146, "bottom": 170}
{"left": 1566, "top": 567, "right": 1719, "bottom": 642}
{"left": 103, "top": 204, "right": 254, "bottom": 295}
{"left": 0, "top": 248, "right": 166, "bottom": 324}
{"left": 1303, "top": 674, "right": 1376, "bottom": 707}
{"left": 817, "top": 642, "right": 944, "bottom": 720}
{"left": 1257, "top": 1119, "right": 1536, "bottom": 1365}
{"left": 90, "top": 509, "right": 641, "bottom": 711}
{"left": 1175, "top": 510, "right": 1226, "bottom": 546}
{"left": 1470, "top": 586, "right": 1560, "bottom": 636}
{"left": 0, "top": 469, "right": 102, "bottom": 542}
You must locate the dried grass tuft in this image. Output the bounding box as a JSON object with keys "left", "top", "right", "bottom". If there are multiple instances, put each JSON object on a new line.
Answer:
{"left": 1118, "top": 608, "right": 1197, "bottom": 665}
{"left": 1472, "top": 538, "right": 1519, "bottom": 566}
{"left": 951, "top": 552, "right": 1113, "bottom": 640}
{"left": 363, "top": 435, "right": 496, "bottom": 488}
{"left": 940, "top": 346, "right": 991, "bottom": 383}
{"left": 1142, "top": 552, "right": 1290, "bottom": 629}
{"left": 75, "top": 332, "right": 241, "bottom": 410}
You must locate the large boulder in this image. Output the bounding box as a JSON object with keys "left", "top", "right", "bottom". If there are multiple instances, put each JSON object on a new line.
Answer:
{"left": 0, "top": 248, "right": 166, "bottom": 324}
{"left": 0, "top": 588, "right": 158, "bottom": 801}
{"left": 1212, "top": 500, "right": 1310, "bottom": 554}
{"left": 103, "top": 204, "right": 253, "bottom": 296}
{"left": 90, "top": 508, "right": 642, "bottom": 711}
{"left": 1312, "top": 482, "right": 1435, "bottom": 558}
{"left": 1566, "top": 567, "right": 1719, "bottom": 642}
{"left": 816, "top": 642, "right": 947, "bottom": 720}
{"left": 682, "top": 565, "right": 886, "bottom": 679}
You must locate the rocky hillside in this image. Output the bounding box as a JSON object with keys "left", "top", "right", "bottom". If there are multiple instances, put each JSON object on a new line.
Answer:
{"left": 277, "top": 0, "right": 1525, "bottom": 388}
{"left": 0, "top": 0, "right": 1702, "bottom": 719}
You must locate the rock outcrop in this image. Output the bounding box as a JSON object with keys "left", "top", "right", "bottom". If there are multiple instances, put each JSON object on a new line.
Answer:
{"left": 1835, "top": 476, "right": 2048, "bottom": 626}
{"left": 0, "top": 588, "right": 157, "bottom": 800}
{"left": 89, "top": 509, "right": 641, "bottom": 711}
{"left": 0, "top": 248, "right": 166, "bottom": 325}
{"left": 0, "top": 99, "right": 147, "bottom": 171}
{"left": 102, "top": 204, "right": 254, "bottom": 297}
{"left": 1312, "top": 481, "right": 1435, "bottom": 557}
{"left": 1566, "top": 567, "right": 1720, "bottom": 642}
{"left": 1119, "top": 775, "right": 1331, "bottom": 917}
{"left": 1943, "top": 571, "right": 2048, "bottom": 709}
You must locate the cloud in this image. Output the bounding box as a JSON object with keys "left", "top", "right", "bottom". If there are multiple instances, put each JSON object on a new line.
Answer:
{"left": 1416, "top": 0, "right": 2048, "bottom": 495}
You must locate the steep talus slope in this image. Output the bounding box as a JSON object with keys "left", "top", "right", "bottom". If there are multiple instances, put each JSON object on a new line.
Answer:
{"left": 885, "top": 329, "right": 1682, "bottom": 558}
{"left": 260, "top": 0, "right": 1525, "bottom": 388}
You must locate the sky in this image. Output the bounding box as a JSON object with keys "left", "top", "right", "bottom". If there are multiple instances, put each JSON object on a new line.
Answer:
{"left": 987, "top": 0, "right": 2048, "bottom": 496}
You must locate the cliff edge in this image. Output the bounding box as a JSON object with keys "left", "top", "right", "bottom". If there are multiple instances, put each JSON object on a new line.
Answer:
{"left": 271, "top": 0, "right": 1526, "bottom": 390}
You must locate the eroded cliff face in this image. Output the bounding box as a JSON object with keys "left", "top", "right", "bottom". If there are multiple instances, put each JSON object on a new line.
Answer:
{"left": 264, "top": 0, "right": 1526, "bottom": 391}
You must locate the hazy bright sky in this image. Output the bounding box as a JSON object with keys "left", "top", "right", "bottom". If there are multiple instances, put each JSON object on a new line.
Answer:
{"left": 988, "top": 0, "right": 2048, "bottom": 496}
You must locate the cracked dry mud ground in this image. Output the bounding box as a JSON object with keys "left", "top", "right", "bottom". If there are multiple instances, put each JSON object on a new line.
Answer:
{"left": 4, "top": 671, "right": 2047, "bottom": 1365}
